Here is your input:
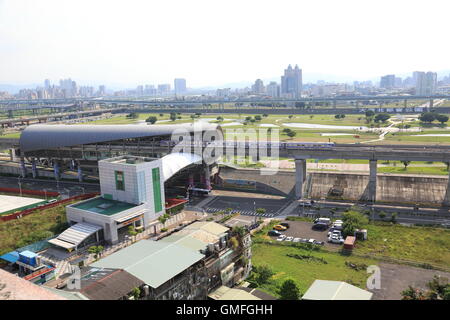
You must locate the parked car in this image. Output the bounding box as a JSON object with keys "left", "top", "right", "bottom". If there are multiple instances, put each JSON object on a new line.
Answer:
{"left": 328, "top": 230, "right": 342, "bottom": 237}
{"left": 48, "top": 199, "right": 57, "bottom": 203}
{"left": 300, "top": 200, "right": 314, "bottom": 207}
{"left": 285, "top": 236, "right": 294, "bottom": 242}
{"left": 328, "top": 234, "right": 345, "bottom": 244}
{"left": 276, "top": 235, "right": 287, "bottom": 241}
{"left": 314, "top": 217, "right": 331, "bottom": 226}
{"left": 268, "top": 230, "right": 281, "bottom": 237}
{"left": 279, "top": 222, "right": 290, "bottom": 229}
{"left": 312, "top": 222, "right": 329, "bottom": 230}
{"left": 273, "top": 224, "right": 287, "bottom": 231}
{"left": 293, "top": 238, "right": 301, "bottom": 243}
{"left": 307, "top": 238, "right": 315, "bottom": 244}
{"left": 313, "top": 240, "right": 325, "bottom": 246}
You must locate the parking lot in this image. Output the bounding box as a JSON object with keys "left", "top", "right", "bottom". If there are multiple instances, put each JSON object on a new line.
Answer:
{"left": 268, "top": 220, "right": 342, "bottom": 251}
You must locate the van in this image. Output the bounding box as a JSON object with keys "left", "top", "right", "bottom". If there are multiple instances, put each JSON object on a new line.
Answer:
{"left": 314, "top": 218, "right": 331, "bottom": 226}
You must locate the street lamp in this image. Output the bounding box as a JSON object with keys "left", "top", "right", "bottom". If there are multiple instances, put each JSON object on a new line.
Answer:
{"left": 17, "top": 177, "right": 23, "bottom": 197}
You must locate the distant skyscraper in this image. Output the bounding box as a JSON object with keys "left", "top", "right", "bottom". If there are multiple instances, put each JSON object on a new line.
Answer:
{"left": 415, "top": 71, "right": 437, "bottom": 95}
{"left": 158, "top": 84, "right": 171, "bottom": 95}
{"left": 281, "top": 64, "right": 302, "bottom": 98}
{"left": 251, "top": 79, "right": 265, "bottom": 94}
{"left": 174, "top": 78, "right": 187, "bottom": 95}
{"left": 44, "top": 79, "right": 51, "bottom": 89}
{"left": 380, "top": 74, "right": 395, "bottom": 89}
{"left": 266, "top": 81, "right": 279, "bottom": 98}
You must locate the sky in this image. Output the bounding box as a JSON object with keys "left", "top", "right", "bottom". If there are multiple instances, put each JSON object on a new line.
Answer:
{"left": 0, "top": 0, "right": 449, "bottom": 88}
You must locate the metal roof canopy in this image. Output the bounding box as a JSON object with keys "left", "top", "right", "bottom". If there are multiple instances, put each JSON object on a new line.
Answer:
{"left": 19, "top": 123, "right": 222, "bottom": 152}
{"left": 302, "top": 280, "right": 373, "bottom": 300}
{"left": 161, "top": 152, "right": 203, "bottom": 181}
{"left": 48, "top": 222, "right": 102, "bottom": 249}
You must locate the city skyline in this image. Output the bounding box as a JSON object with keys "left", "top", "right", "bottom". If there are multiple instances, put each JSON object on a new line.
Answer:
{"left": 1, "top": 0, "right": 449, "bottom": 87}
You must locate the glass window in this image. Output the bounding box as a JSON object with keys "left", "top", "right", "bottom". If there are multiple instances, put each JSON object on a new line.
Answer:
{"left": 115, "top": 171, "right": 125, "bottom": 190}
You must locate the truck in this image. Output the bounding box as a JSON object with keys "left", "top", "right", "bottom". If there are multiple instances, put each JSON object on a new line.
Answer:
{"left": 343, "top": 236, "right": 356, "bottom": 250}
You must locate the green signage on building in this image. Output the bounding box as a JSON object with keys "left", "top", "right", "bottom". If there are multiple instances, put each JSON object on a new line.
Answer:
{"left": 152, "top": 167, "right": 162, "bottom": 212}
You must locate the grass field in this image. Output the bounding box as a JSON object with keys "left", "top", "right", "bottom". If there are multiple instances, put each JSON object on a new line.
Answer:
{"left": 377, "top": 166, "right": 449, "bottom": 175}
{"left": 0, "top": 203, "right": 71, "bottom": 255}
{"left": 354, "top": 223, "right": 450, "bottom": 268}
{"left": 251, "top": 243, "right": 376, "bottom": 298}
{"left": 0, "top": 132, "right": 21, "bottom": 139}
{"left": 249, "top": 218, "right": 450, "bottom": 297}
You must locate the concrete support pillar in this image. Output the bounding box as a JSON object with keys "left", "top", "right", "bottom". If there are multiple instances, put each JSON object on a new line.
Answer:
{"left": 404, "top": 99, "right": 407, "bottom": 108}
{"left": 368, "top": 160, "right": 377, "bottom": 203}
{"left": 430, "top": 99, "right": 434, "bottom": 108}
{"left": 77, "top": 164, "right": 83, "bottom": 182}
{"left": 31, "top": 159, "right": 37, "bottom": 178}
{"left": 204, "top": 165, "right": 211, "bottom": 190}
{"left": 188, "top": 173, "right": 194, "bottom": 188}
{"left": 53, "top": 161, "right": 60, "bottom": 181}
{"left": 333, "top": 100, "right": 337, "bottom": 108}
{"left": 295, "top": 159, "right": 306, "bottom": 199}
{"left": 20, "top": 158, "right": 26, "bottom": 178}
{"left": 443, "top": 171, "right": 450, "bottom": 206}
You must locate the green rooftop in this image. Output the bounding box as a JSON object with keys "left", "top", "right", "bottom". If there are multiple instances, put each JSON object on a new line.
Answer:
{"left": 72, "top": 197, "right": 138, "bottom": 216}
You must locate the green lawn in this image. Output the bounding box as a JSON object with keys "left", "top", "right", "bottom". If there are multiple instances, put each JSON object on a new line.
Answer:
{"left": 251, "top": 243, "right": 376, "bottom": 297}
{"left": 378, "top": 166, "right": 449, "bottom": 175}
{"left": 0, "top": 203, "right": 71, "bottom": 255}
{"left": 354, "top": 223, "right": 450, "bottom": 268}
{"left": 0, "top": 132, "right": 21, "bottom": 139}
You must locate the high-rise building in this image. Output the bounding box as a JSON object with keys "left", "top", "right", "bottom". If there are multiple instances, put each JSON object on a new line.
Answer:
{"left": 44, "top": 79, "right": 51, "bottom": 89}
{"left": 158, "top": 84, "right": 171, "bottom": 95}
{"left": 415, "top": 71, "right": 437, "bottom": 95}
{"left": 251, "top": 79, "right": 265, "bottom": 94}
{"left": 281, "top": 64, "right": 302, "bottom": 98}
{"left": 174, "top": 78, "right": 187, "bottom": 95}
{"left": 98, "top": 85, "right": 106, "bottom": 96}
{"left": 380, "top": 74, "right": 395, "bottom": 89}
{"left": 266, "top": 81, "right": 280, "bottom": 98}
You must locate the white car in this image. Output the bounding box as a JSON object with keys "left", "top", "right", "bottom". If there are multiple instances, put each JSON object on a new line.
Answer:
{"left": 276, "top": 235, "right": 287, "bottom": 241}
{"left": 293, "top": 238, "right": 301, "bottom": 243}
{"left": 307, "top": 239, "right": 315, "bottom": 244}
{"left": 328, "top": 234, "right": 345, "bottom": 244}
{"left": 285, "top": 236, "right": 294, "bottom": 242}
{"left": 328, "top": 230, "right": 342, "bottom": 237}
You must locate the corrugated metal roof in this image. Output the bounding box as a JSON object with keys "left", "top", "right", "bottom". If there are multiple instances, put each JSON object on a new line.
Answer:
{"left": 91, "top": 240, "right": 204, "bottom": 289}
{"left": 20, "top": 123, "right": 222, "bottom": 152}
{"left": 302, "top": 280, "right": 373, "bottom": 300}
{"left": 48, "top": 222, "right": 102, "bottom": 249}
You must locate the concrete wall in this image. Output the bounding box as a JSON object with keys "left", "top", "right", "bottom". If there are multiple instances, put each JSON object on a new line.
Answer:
{"left": 217, "top": 166, "right": 449, "bottom": 205}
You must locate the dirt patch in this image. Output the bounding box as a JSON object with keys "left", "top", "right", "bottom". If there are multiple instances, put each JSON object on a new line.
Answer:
{"left": 370, "top": 262, "right": 450, "bottom": 300}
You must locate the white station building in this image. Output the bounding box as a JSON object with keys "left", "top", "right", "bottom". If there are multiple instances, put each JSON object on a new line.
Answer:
{"left": 49, "top": 153, "right": 203, "bottom": 251}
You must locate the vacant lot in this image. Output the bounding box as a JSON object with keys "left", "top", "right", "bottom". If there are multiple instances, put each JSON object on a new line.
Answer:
{"left": 372, "top": 262, "right": 450, "bottom": 300}
{"left": 0, "top": 203, "right": 71, "bottom": 255}
{"left": 354, "top": 223, "right": 450, "bottom": 269}
{"left": 251, "top": 242, "right": 376, "bottom": 298}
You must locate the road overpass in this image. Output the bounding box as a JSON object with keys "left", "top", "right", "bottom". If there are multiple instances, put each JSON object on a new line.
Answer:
{"left": 1, "top": 94, "right": 449, "bottom": 107}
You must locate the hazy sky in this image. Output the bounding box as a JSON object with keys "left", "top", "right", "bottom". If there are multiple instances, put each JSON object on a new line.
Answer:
{"left": 0, "top": 0, "right": 449, "bottom": 88}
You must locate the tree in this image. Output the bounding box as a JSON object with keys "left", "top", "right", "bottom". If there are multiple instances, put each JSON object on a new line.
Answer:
{"left": 436, "top": 114, "right": 449, "bottom": 124}
{"left": 401, "top": 160, "right": 411, "bottom": 169}
{"left": 342, "top": 210, "right": 369, "bottom": 237}
{"left": 254, "top": 265, "right": 274, "bottom": 285}
{"left": 279, "top": 279, "right": 301, "bottom": 300}
{"left": 374, "top": 113, "right": 390, "bottom": 123}
{"left": 216, "top": 116, "right": 224, "bottom": 122}
{"left": 170, "top": 112, "right": 177, "bottom": 121}
{"left": 390, "top": 212, "right": 397, "bottom": 223}
{"left": 158, "top": 213, "right": 171, "bottom": 230}
{"left": 254, "top": 115, "right": 262, "bottom": 121}
{"left": 245, "top": 116, "right": 252, "bottom": 121}
{"left": 127, "top": 112, "right": 139, "bottom": 119}
{"left": 146, "top": 116, "right": 157, "bottom": 124}
{"left": 287, "top": 131, "right": 296, "bottom": 139}
{"left": 288, "top": 115, "right": 293, "bottom": 119}
{"left": 159, "top": 113, "right": 164, "bottom": 117}
{"left": 88, "top": 245, "right": 104, "bottom": 259}
{"left": 401, "top": 286, "right": 426, "bottom": 300}
{"left": 262, "top": 114, "right": 268, "bottom": 117}
{"left": 131, "top": 287, "right": 141, "bottom": 300}
{"left": 419, "top": 112, "right": 436, "bottom": 123}
{"left": 334, "top": 114, "right": 340, "bottom": 119}
{"left": 190, "top": 114, "right": 196, "bottom": 120}
{"left": 365, "top": 110, "right": 375, "bottom": 118}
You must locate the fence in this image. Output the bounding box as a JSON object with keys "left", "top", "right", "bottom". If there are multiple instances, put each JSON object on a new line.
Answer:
{"left": 0, "top": 187, "right": 60, "bottom": 197}
{"left": 0, "top": 192, "right": 99, "bottom": 222}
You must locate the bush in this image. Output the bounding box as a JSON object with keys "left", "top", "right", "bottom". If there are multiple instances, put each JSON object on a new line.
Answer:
{"left": 279, "top": 279, "right": 301, "bottom": 300}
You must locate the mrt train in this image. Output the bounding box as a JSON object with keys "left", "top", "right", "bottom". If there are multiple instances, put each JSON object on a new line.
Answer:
{"left": 159, "top": 140, "right": 335, "bottom": 149}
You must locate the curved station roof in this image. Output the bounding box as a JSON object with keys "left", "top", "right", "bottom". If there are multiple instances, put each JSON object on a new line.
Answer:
{"left": 19, "top": 123, "right": 222, "bottom": 152}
